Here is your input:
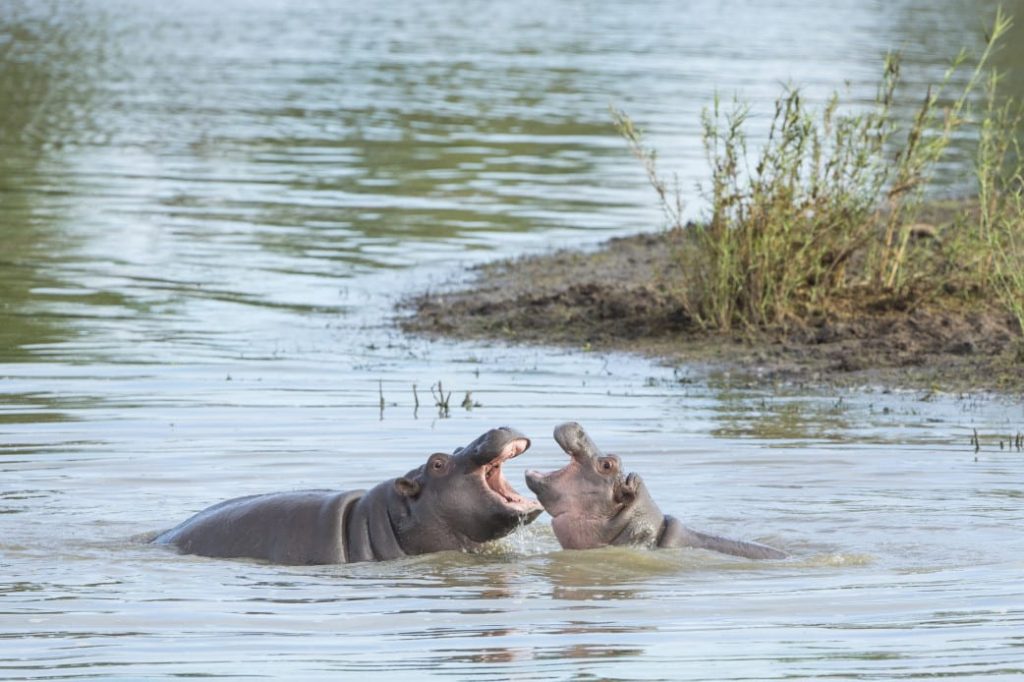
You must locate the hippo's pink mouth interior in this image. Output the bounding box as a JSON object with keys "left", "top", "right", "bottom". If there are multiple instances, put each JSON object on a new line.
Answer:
{"left": 483, "top": 437, "right": 539, "bottom": 510}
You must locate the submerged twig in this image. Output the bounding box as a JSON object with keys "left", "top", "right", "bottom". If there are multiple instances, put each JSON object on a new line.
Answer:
{"left": 431, "top": 381, "right": 451, "bottom": 418}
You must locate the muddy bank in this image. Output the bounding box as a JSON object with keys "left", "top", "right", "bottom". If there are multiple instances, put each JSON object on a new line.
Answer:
{"left": 401, "top": 231, "right": 1024, "bottom": 392}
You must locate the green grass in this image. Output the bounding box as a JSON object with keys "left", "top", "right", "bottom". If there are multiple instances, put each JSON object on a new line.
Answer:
{"left": 614, "top": 9, "right": 1023, "bottom": 337}
{"left": 974, "top": 70, "right": 1024, "bottom": 332}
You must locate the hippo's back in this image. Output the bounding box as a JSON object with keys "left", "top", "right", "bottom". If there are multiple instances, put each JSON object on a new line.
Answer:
{"left": 153, "top": 489, "right": 365, "bottom": 564}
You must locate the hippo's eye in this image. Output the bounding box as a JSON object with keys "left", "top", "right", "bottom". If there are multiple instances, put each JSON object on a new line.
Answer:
{"left": 598, "top": 457, "right": 618, "bottom": 474}
{"left": 428, "top": 453, "right": 451, "bottom": 475}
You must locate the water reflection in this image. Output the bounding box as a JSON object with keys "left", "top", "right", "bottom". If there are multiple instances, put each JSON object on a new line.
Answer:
{"left": 536, "top": 643, "right": 645, "bottom": 660}
{"left": 0, "top": 392, "right": 78, "bottom": 425}
{"left": 0, "top": 0, "right": 641, "bottom": 365}
{"left": 710, "top": 391, "right": 853, "bottom": 443}
{"left": 540, "top": 546, "right": 684, "bottom": 601}
{"left": 0, "top": 6, "right": 149, "bottom": 363}
{"left": 432, "top": 640, "right": 644, "bottom": 666}
{"left": 0, "top": 2, "right": 106, "bottom": 148}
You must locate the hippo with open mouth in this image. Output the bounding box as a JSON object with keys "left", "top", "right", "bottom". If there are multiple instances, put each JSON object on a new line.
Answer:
{"left": 525, "top": 422, "right": 786, "bottom": 560}
{"left": 153, "top": 426, "right": 542, "bottom": 564}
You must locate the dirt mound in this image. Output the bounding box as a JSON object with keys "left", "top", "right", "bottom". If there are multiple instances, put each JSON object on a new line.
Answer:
{"left": 402, "top": 231, "right": 1024, "bottom": 391}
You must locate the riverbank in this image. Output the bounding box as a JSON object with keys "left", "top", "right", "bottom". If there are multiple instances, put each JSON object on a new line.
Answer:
{"left": 401, "top": 229, "right": 1024, "bottom": 392}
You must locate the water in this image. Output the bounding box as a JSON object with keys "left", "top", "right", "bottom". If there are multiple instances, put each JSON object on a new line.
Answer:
{"left": 2, "top": 1, "right": 1024, "bottom": 679}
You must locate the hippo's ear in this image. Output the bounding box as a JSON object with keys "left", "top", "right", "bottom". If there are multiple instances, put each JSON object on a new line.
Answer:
{"left": 614, "top": 472, "right": 641, "bottom": 506}
{"left": 394, "top": 476, "right": 422, "bottom": 498}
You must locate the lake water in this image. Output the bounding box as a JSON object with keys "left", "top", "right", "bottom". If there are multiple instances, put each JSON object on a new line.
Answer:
{"left": 2, "top": 1, "right": 1024, "bottom": 679}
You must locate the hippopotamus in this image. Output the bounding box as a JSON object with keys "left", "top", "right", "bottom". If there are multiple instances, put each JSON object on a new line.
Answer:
{"left": 153, "top": 427, "right": 542, "bottom": 564}
{"left": 525, "top": 422, "right": 787, "bottom": 560}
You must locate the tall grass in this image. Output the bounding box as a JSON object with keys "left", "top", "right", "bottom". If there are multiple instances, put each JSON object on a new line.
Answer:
{"left": 974, "top": 69, "right": 1024, "bottom": 332}
{"left": 614, "top": 10, "right": 1021, "bottom": 334}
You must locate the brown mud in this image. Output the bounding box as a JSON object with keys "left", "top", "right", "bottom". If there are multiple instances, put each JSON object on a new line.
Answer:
{"left": 401, "top": 231, "right": 1024, "bottom": 392}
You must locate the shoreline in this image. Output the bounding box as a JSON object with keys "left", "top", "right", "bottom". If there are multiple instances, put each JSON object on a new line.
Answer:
{"left": 400, "top": 230, "right": 1024, "bottom": 394}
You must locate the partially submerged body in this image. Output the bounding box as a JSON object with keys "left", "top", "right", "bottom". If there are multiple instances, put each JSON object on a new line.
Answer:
{"left": 525, "top": 422, "right": 786, "bottom": 560}
{"left": 154, "top": 427, "right": 542, "bottom": 564}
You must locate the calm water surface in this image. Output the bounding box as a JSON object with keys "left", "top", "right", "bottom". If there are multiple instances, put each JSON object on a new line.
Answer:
{"left": 2, "top": 1, "right": 1024, "bottom": 679}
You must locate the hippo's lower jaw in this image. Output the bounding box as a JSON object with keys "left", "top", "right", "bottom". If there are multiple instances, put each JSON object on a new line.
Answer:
{"left": 484, "top": 437, "right": 543, "bottom": 518}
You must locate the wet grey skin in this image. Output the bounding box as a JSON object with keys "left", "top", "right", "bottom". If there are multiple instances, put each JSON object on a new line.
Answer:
{"left": 153, "top": 427, "right": 543, "bottom": 564}
{"left": 525, "top": 422, "right": 787, "bottom": 560}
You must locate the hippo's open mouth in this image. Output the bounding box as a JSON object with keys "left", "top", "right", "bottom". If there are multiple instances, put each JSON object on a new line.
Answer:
{"left": 524, "top": 432, "right": 587, "bottom": 517}
{"left": 483, "top": 437, "right": 541, "bottom": 511}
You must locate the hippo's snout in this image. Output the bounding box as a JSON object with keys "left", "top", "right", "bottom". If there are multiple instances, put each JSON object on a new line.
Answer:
{"left": 553, "top": 421, "right": 601, "bottom": 462}
{"left": 524, "top": 469, "right": 546, "bottom": 495}
{"left": 465, "top": 427, "right": 530, "bottom": 467}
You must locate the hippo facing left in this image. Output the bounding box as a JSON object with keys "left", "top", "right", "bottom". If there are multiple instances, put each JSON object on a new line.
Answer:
{"left": 153, "top": 427, "right": 542, "bottom": 564}
{"left": 526, "top": 422, "right": 787, "bottom": 560}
